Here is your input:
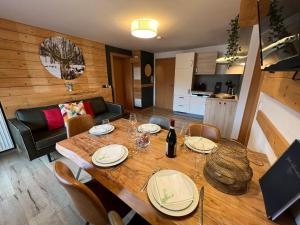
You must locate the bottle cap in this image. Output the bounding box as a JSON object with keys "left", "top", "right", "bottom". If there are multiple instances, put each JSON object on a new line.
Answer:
{"left": 170, "top": 119, "right": 175, "bottom": 127}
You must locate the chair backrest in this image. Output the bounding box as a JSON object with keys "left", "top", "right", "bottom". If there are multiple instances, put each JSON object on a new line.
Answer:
{"left": 66, "top": 114, "right": 95, "bottom": 138}
{"left": 149, "top": 115, "right": 170, "bottom": 130}
{"left": 54, "top": 161, "right": 109, "bottom": 225}
{"left": 188, "top": 123, "right": 221, "bottom": 143}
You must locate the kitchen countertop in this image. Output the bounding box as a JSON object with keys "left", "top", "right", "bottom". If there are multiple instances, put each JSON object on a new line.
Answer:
{"left": 206, "top": 95, "right": 239, "bottom": 101}
{"left": 191, "top": 91, "right": 238, "bottom": 101}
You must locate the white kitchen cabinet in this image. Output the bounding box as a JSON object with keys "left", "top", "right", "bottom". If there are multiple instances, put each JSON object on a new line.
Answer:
{"left": 173, "top": 68, "right": 193, "bottom": 96}
{"left": 175, "top": 52, "right": 195, "bottom": 70}
{"left": 204, "top": 98, "right": 237, "bottom": 138}
{"left": 189, "top": 96, "right": 206, "bottom": 115}
{"left": 173, "top": 95, "right": 190, "bottom": 113}
{"left": 173, "top": 52, "right": 195, "bottom": 113}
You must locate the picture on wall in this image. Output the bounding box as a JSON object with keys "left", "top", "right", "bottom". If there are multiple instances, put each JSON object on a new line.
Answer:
{"left": 40, "top": 36, "right": 85, "bottom": 80}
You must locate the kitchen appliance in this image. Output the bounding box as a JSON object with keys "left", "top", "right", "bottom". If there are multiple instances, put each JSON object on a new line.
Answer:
{"left": 225, "top": 80, "right": 233, "bottom": 93}
{"left": 214, "top": 82, "right": 222, "bottom": 94}
{"left": 198, "top": 82, "right": 207, "bottom": 91}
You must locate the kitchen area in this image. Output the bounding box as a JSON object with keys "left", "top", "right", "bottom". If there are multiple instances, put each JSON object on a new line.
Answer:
{"left": 171, "top": 51, "right": 244, "bottom": 138}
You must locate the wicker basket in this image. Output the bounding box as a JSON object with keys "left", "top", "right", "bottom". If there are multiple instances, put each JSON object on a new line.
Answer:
{"left": 204, "top": 140, "right": 253, "bottom": 195}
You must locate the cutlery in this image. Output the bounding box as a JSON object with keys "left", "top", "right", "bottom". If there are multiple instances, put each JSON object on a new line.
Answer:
{"left": 140, "top": 167, "right": 160, "bottom": 192}
{"left": 199, "top": 186, "right": 204, "bottom": 225}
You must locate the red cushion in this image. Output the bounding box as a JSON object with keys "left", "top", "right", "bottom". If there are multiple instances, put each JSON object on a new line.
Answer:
{"left": 83, "top": 101, "right": 94, "bottom": 117}
{"left": 43, "top": 108, "right": 64, "bottom": 131}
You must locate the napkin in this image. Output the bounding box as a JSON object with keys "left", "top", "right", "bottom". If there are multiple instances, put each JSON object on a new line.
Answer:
{"left": 188, "top": 136, "right": 217, "bottom": 151}
{"left": 154, "top": 173, "right": 193, "bottom": 205}
{"left": 96, "top": 145, "right": 124, "bottom": 164}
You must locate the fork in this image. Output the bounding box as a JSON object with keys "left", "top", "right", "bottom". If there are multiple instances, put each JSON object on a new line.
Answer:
{"left": 140, "top": 167, "right": 161, "bottom": 192}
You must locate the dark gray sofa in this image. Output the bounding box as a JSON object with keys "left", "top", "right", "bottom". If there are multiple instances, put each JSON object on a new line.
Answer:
{"left": 8, "top": 97, "right": 123, "bottom": 161}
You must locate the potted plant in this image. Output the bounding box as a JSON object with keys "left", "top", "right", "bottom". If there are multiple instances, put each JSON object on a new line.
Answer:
{"left": 225, "top": 14, "right": 241, "bottom": 67}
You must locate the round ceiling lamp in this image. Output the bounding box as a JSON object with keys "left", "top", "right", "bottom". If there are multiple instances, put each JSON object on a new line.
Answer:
{"left": 131, "top": 19, "right": 158, "bottom": 39}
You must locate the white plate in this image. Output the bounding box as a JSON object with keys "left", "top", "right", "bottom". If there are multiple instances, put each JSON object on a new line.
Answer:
{"left": 138, "top": 124, "right": 161, "bottom": 134}
{"left": 185, "top": 141, "right": 212, "bottom": 154}
{"left": 185, "top": 136, "right": 217, "bottom": 154}
{"left": 89, "top": 125, "right": 115, "bottom": 135}
{"left": 92, "top": 145, "right": 128, "bottom": 167}
{"left": 93, "top": 144, "right": 125, "bottom": 164}
{"left": 147, "top": 170, "right": 199, "bottom": 217}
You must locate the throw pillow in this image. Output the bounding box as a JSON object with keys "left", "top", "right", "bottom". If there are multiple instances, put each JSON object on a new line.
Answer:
{"left": 42, "top": 108, "right": 64, "bottom": 130}
{"left": 59, "top": 101, "right": 86, "bottom": 123}
{"left": 83, "top": 101, "right": 95, "bottom": 117}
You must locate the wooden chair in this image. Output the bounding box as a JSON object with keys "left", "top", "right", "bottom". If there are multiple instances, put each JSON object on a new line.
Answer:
{"left": 66, "top": 114, "right": 95, "bottom": 179}
{"left": 54, "top": 161, "right": 124, "bottom": 225}
{"left": 187, "top": 123, "right": 221, "bottom": 143}
{"left": 66, "top": 114, "right": 95, "bottom": 138}
{"left": 149, "top": 115, "right": 170, "bottom": 130}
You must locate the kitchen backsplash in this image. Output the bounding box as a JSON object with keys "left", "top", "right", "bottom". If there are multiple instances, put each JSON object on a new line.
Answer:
{"left": 192, "top": 74, "right": 243, "bottom": 94}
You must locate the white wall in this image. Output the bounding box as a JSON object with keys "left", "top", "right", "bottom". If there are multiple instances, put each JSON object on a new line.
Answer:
{"left": 248, "top": 93, "right": 300, "bottom": 162}
{"left": 231, "top": 25, "right": 259, "bottom": 139}
{"left": 248, "top": 93, "right": 300, "bottom": 224}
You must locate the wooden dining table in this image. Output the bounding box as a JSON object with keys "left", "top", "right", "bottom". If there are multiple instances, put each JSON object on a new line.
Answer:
{"left": 56, "top": 118, "right": 294, "bottom": 225}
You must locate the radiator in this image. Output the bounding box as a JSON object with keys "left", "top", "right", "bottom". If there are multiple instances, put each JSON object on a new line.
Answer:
{"left": 0, "top": 104, "right": 14, "bottom": 152}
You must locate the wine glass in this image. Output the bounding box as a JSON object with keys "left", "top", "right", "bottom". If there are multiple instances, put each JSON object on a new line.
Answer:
{"left": 180, "top": 125, "right": 190, "bottom": 153}
{"left": 127, "top": 126, "right": 138, "bottom": 157}
{"left": 129, "top": 113, "right": 137, "bottom": 127}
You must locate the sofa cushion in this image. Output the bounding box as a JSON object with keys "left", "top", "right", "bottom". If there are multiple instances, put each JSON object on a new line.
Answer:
{"left": 33, "top": 127, "right": 67, "bottom": 150}
{"left": 94, "top": 112, "right": 121, "bottom": 125}
{"left": 43, "top": 108, "right": 64, "bottom": 131}
{"left": 89, "top": 97, "right": 107, "bottom": 115}
{"left": 83, "top": 101, "right": 95, "bottom": 117}
{"left": 59, "top": 101, "right": 86, "bottom": 124}
{"left": 16, "top": 105, "right": 58, "bottom": 132}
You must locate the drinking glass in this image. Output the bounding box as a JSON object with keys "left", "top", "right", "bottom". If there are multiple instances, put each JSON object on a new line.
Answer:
{"left": 102, "top": 119, "right": 110, "bottom": 126}
{"left": 102, "top": 119, "right": 110, "bottom": 142}
{"left": 193, "top": 155, "right": 202, "bottom": 181}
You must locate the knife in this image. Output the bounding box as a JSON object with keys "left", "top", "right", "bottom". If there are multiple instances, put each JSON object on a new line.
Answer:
{"left": 199, "top": 186, "right": 204, "bottom": 225}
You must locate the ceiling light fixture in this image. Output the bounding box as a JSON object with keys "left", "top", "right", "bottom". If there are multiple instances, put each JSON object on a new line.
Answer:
{"left": 131, "top": 19, "right": 158, "bottom": 39}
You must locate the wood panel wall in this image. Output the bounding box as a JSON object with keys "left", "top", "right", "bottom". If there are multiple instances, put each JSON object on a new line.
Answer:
{"left": 261, "top": 71, "right": 300, "bottom": 114}
{"left": 256, "top": 110, "right": 289, "bottom": 157}
{"left": 0, "top": 18, "right": 112, "bottom": 118}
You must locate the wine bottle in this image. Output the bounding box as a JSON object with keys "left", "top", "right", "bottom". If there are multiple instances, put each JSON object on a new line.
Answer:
{"left": 166, "top": 119, "right": 177, "bottom": 158}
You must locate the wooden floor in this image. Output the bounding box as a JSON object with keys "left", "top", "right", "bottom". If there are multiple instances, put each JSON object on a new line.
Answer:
{"left": 0, "top": 107, "right": 202, "bottom": 225}
{"left": 132, "top": 107, "right": 202, "bottom": 131}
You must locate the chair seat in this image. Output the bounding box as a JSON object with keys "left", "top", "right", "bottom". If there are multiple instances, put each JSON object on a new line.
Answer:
{"left": 33, "top": 127, "right": 67, "bottom": 150}
{"left": 95, "top": 112, "right": 122, "bottom": 124}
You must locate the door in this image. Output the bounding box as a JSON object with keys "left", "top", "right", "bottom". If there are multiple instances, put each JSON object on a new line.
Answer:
{"left": 111, "top": 54, "right": 133, "bottom": 110}
{"left": 155, "top": 58, "right": 175, "bottom": 109}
